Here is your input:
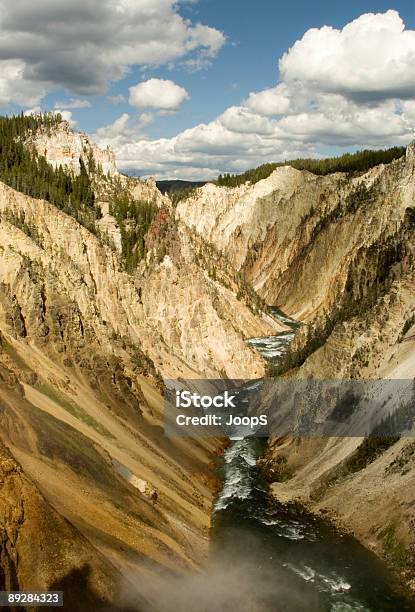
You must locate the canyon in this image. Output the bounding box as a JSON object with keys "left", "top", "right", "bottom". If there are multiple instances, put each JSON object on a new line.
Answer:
{"left": 0, "top": 118, "right": 414, "bottom": 608}
{"left": 179, "top": 145, "right": 415, "bottom": 591}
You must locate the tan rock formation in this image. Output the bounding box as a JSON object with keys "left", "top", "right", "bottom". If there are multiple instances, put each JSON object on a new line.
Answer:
{"left": 0, "top": 441, "right": 127, "bottom": 611}
{"left": 222, "top": 145, "right": 415, "bottom": 586}
{"left": 177, "top": 146, "right": 415, "bottom": 323}
{"left": 2, "top": 115, "right": 415, "bottom": 600}
{"left": 26, "top": 120, "right": 118, "bottom": 177}
{"left": 0, "top": 180, "right": 271, "bottom": 379}
{"left": 0, "top": 119, "right": 280, "bottom": 606}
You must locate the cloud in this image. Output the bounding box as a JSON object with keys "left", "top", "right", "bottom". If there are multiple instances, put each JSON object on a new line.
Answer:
{"left": 96, "top": 112, "right": 131, "bottom": 144}
{"left": 107, "top": 94, "right": 126, "bottom": 105}
{"left": 53, "top": 109, "right": 77, "bottom": 127}
{"left": 401, "top": 100, "right": 415, "bottom": 122}
{"left": 0, "top": 59, "right": 45, "bottom": 106}
{"left": 129, "top": 79, "right": 189, "bottom": 110}
{"left": 279, "top": 10, "right": 415, "bottom": 102}
{"left": 101, "top": 117, "right": 315, "bottom": 179}
{"left": 219, "top": 106, "right": 276, "bottom": 135}
{"left": 138, "top": 112, "right": 155, "bottom": 126}
{"left": 95, "top": 111, "right": 156, "bottom": 150}
{"left": 0, "top": 0, "right": 225, "bottom": 106}
{"left": 54, "top": 98, "right": 91, "bottom": 109}
{"left": 96, "top": 10, "right": 415, "bottom": 179}
{"left": 245, "top": 84, "right": 291, "bottom": 116}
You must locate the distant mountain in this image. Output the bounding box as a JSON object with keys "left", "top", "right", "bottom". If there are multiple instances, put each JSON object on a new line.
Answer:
{"left": 156, "top": 179, "right": 207, "bottom": 193}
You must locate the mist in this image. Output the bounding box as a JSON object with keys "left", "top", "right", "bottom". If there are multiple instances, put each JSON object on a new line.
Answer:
{"left": 120, "top": 532, "right": 322, "bottom": 612}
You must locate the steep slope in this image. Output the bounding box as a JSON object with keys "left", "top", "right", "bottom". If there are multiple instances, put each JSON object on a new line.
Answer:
{"left": 176, "top": 144, "right": 415, "bottom": 586}
{"left": 0, "top": 118, "right": 281, "bottom": 606}
{"left": 0, "top": 332, "right": 218, "bottom": 574}
{"left": 212, "top": 148, "right": 415, "bottom": 585}
{"left": 2, "top": 115, "right": 415, "bottom": 600}
{"left": 261, "top": 243, "right": 415, "bottom": 584}
{"left": 0, "top": 179, "right": 273, "bottom": 379}
{"left": 263, "top": 331, "right": 415, "bottom": 590}
{"left": 177, "top": 146, "right": 415, "bottom": 323}
{"left": 0, "top": 441, "right": 134, "bottom": 611}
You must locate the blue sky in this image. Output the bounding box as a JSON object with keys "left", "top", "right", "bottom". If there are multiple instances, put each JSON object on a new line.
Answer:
{"left": 1, "top": 0, "right": 415, "bottom": 178}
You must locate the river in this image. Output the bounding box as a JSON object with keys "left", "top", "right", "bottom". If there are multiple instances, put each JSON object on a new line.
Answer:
{"left": 210, "top": 308, "right": 414, "bottom": 612}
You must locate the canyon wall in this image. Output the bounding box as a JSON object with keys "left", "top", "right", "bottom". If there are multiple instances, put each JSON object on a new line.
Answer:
{"left": 0, "top": 122, "right": 280, "bottom": 607}
{"left": 177, "top": 144, "right": 415, "bottom": 587}
{"left": 2, "top": 117, "right": 415, "bottom": 600}
{"left": 177, "top": 146, "right": 415, "bottom": 323}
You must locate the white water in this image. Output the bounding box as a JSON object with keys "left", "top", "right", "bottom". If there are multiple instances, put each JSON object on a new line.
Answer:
{"left": 212, "top": 308, "right": 411, "bottom": 611}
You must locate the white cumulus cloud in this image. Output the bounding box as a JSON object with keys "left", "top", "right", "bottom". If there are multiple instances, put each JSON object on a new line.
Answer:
{"left": 96, "top": 10, "right": 415, "bottom": 179}
{"left": 219, "top": 106, "right": 276, "bottom": 135}
{"left": 0, "top": 0, "right": 225, "bottom": 106}
{"left": 245, "top": 84, "right": 291, "bottom": 116}
{"left": 129, "top": 79, "right": 189, "bottom": 111}
{"left": 279, "top": 10, "right": 415, "bottom": 102}
{"left": 96, "top": 113, "right": 131, "bottom": 143}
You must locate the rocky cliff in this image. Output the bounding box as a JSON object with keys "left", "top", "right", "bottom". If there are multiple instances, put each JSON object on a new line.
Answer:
{"left": 26, "top": 119, "right": 118, "bottom": 177}
{"left": 0, "top": 179, "right": 272, "bottom": 380}
{"left": 177, "top": 144, "right": 415, "bottom": 587}
{"left": 0, "top": 120, "right": 282, "bottom": 607}
{"left": 2, "top": 115, "right": 415, "bottom": 600}
{"left": 0, "top": 441, "right": 130, "bottom": 611}
{"left": 177, "top": 146, "right": 415, "bottom": 324}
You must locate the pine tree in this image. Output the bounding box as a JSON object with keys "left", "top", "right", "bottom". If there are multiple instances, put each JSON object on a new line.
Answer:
{"left": 0, "top": 113, "right": 100, "bottom": 233}
{"left": 215, "top": 147, "right": 406, "bottom": 188}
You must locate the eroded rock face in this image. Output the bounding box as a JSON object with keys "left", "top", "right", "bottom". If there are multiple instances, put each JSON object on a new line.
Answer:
{"left": 178, "top": 141, "right": 415, "bottom": 585}
{"left": 129, "top": 176, "right": 171, "bottom": 210}
{"left": 177, "top": 146, "right": 415, "bottom": 324}
{"left": 0, "top": 441, "right": 123, "bottom": 611}
{"left": 262, "top": 263, "right": 415, "bottom": 587}
{"left": 0, "top": 121, "right": 279, "bottom": 604}
{"left": 230, "top": 146, "right": 415, "bottom": 586}
{"left": 2, "top": 118, "right": 415, "bottom": 598}
{"left": 96, "top": 201, "right": 123, "bottom": 252}
{"left": 0, "top": 241, "right": 221, "bottom": 606}
{"left": 176, "top": 166, "right": 308, "bottom": 274}
{"left": 0, "top": 180, "right": 270, "bottom": 379}
{"left": 26, "top": 120, "right": 118, "bottom": 177}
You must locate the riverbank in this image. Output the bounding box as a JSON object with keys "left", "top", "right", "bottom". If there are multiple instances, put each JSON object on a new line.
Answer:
{"left": 243, "top": 309, "right": 415, "bottom": 606}
{"left": 211, "top": 435, "right": 414, "bottom": 611}
{"left": 264, "top": 435, "right": 415, "bottom": 598}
